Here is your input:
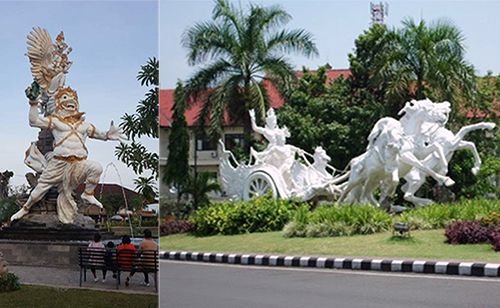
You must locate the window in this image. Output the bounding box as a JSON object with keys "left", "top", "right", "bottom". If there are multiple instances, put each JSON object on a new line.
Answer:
{"left": 195, "top": 135, "right": 217, "bottom": 151}
{"left": 224, "top": 133, "right": 245, "bottom": 151}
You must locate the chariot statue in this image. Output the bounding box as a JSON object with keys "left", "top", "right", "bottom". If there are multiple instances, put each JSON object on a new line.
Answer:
{"left": 219, "top": 99, "right": 495, "bottom": 208}
{"left": 219, "top": 108, "right": 347, "bottom": 201}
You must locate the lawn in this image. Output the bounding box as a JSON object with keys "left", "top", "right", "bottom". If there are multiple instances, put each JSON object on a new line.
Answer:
{"left": 161, "top": 230, "right": 500, "bottom": 263}
{"left": 0, "top": 285, "right": 158, "bottom": 308}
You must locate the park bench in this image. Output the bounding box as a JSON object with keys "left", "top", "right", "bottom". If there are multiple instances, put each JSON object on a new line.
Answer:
{"left": 78, "top": 247, "right": 158, "bottom": 291}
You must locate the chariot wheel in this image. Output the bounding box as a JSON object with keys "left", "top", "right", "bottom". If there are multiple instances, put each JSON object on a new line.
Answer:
{"left": 243, "top": 171, "right": 278, "bottom": 200}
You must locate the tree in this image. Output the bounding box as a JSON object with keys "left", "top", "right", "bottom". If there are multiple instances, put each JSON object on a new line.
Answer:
{"left": 182, "top": 0, "right": 318, "bottom": 142}
{"left": 100, "top": 193, "right": 125, "bottom": 216}
{"left": 349, "top": 19, "right": 476, "bottom": 118}
{"left": 116, "top": 57, "right": 159, "bottom": 179}
{"left": 163, "top": 82, "right": 190, "bottom": 202}
{"left": 278, "top": 66, "right": 384, "bottom": 170}
{"left": 181, "top": 172, "right": 221, "bottom": 211}
{"left": 134, "top": 176, "right": 158, "bottom": 204}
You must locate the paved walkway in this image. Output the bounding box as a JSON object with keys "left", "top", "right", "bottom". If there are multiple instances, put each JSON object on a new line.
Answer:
{"left": 10, "top": 265, "right": 157, "bottom": 294}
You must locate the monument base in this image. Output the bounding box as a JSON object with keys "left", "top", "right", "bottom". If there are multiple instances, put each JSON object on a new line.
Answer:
{"left": 0, "top": 239, "right": 86, "bottom": 268}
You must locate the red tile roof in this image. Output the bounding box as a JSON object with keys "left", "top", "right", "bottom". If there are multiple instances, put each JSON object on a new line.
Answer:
{"left": 465, "top": 100, "right": 500, "bottom": 119}
{"left": 160, "top": 69, "right": 351, "bottom": 127}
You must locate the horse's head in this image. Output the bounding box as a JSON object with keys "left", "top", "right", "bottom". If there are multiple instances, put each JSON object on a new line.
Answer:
{"left": 313, "top": 146, "right": 331, "bottom": 166}
{"left": 398, "top": 98, "right": 450, "bottom": 126}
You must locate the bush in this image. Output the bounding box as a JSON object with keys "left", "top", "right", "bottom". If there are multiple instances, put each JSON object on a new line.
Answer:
{"left": 0, "top": 273, "right": 20, "bottom": 293}
{"left": 445, "top": 221, "right": 491, "bottom": 244}
{"left": 190, "top": 196, "right": 297, "bottom": 236}
{"left": 480, "top": 212, "right": 500, "bottom": 227}
{"left": 284, "top": 204, "right": 392, "bottom": 238}
{"left": 0, "top": 197, "right": 19, "bottom": 223}
{"left": 491, "top": 232, "right": 500, "bottom": 252}
{"left": 399, "top": 199, "right": 500, "bottom": 230}
{"left": 160, "top": 219, "right": 195, "bottom": 236}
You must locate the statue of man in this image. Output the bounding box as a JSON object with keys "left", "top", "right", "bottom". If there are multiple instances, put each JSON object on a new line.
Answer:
{"left": 11, "top": 86, "right": 123, "bottom": 224}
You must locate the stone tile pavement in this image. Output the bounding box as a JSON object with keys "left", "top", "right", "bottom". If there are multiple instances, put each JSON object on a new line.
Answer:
{"left": 10, "top": 265, "right": 157, "bottom": 294}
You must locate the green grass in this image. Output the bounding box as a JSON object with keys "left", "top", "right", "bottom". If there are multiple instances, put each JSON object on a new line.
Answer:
{"left": 0, "top": 285, "right": 158, "bottom": 308}
{"left": 161, "top": 230, "right": 500, "bottom": 263}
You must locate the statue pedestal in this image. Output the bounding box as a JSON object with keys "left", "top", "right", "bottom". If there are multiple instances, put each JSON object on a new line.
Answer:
{"left": 1, "top": 189, "right": 113, "bottom": 241}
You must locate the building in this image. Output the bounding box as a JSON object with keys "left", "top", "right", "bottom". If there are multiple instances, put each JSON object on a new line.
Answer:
{"left": 159, "top": 69, "right": 352, "bottom": 195}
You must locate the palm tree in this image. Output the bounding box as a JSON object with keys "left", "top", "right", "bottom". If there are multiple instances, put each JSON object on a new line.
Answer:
{"left": 183, "top": 172, "right": 221, "bottom": 209}
{"left": 182, "top": 0, "right": 318, "bottom": 141}
{"left": 377, "top": 18, "right": 475, "bottom": 105}
{"left": 351, "top": 19, "right": 476, "bottom": 117}
{"left": 134, "top": 176, "right": 158, "bottom": 204}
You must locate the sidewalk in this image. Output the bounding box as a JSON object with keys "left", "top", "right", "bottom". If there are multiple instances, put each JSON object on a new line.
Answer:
{"left": 10, "top": 265, "right": 157, "bottom": 294}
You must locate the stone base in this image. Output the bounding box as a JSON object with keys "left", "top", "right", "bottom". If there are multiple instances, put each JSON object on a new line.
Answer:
{"left": 0, "top": 226, "right": 114, "bottom": 241}
{"left": 0, "top": 239, "right": 86, "bottom": 268}
{"left": 10, "top": 213, "right": 96, "bottom": 230}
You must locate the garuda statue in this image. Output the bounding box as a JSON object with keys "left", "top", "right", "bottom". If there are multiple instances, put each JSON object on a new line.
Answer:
{"left": 10, "top": 28, "right": 125, "bottom": 224}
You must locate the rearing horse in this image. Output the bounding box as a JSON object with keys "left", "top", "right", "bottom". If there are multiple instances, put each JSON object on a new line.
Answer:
{"left": 338, "top": 99, "right": 454, "bottom": 206}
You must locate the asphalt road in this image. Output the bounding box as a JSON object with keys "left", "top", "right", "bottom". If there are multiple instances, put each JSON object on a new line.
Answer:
{"left": 160, "top": 260, "right": 500, "bottom": 308}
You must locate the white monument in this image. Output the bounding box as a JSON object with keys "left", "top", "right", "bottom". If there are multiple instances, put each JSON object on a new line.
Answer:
{"left": 219, "top": 100, "right": 495, "bottom": 207}
{"left": 219, "top": 108, "right": 347, "bottom": 201}
{"left": 10, "top": 28, "right": 124, "bottom": 224}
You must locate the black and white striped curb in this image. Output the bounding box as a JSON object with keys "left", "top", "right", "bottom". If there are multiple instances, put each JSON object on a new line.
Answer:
{"left": 161, "top": 251, "right": 500, "bottom": 277}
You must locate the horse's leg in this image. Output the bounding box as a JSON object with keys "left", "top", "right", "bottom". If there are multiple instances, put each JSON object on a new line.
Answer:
{"left": 379, "top": 179, "right": 397, "bottom": 209}
{"left": 399, "top": 151, "right": 454, "bottom": 186}
{"left": 456, "top": 140, "right": 482, "bottom": 175}
{"left": 360, "top": 177, "right": 381, "bottom": 207}
{"left": 425, "top": 143, "right": 448, "bottom": 173}
{"left": 451, "top": 122, "right": 496, "bottom": 146}
{"left": 403, "top": 173, "right": 432, "bottom": 207}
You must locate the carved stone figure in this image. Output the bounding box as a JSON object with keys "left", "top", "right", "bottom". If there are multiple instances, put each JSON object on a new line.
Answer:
{"left": 219, "top": 108, "right": 346, "bottom": 201}
{"left": 339, "top": 99, "right": 495, "bottom": 207}
{"left": 219, "top": 100, "right": 494, "bottom": 208}
{"left": 10, "top": 28, "right": 124, "bottom": 224}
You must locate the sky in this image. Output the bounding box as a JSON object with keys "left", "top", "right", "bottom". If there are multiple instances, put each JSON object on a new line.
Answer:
{"left": 0, "top": 0, "right": 158, "bottom": 189}
{"left": 160, "top": 0, "right": 500, "bottom": 89}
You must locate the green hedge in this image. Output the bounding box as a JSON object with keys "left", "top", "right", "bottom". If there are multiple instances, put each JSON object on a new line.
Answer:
{"left": 398, "top": 199, "right": 500, "bottom": 230}
{"left": 285, "top": 199, "right": 500, "bottom": 238}
{"left": 284, "top": 204, "right": 392, "bottom": 237}
{"left": 0, "top": 273, "right": 20, "bottom": 293}
{"left": 189, "top": 198, "right": 500, "bottom": 238}
{"left": 190, "top": 196, "right": 297, "bottom": 236}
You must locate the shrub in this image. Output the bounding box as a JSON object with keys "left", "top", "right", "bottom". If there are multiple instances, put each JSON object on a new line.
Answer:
{"left": 190, "top": 196, "right": 297, "bottom": 236}
{"left": 160, "top": 219, "right": 195, "bottom": 236}
{"left": 0, "top": 273, "right": 20, "bottom": 293}
{"left": 285, "top": 204, "right": 392, "bottom": 238}
{"left": 481, "top": 212, "right": 500, "bottom": 227}
{"left": 491, "top": 232, "right": 500, "bottom": 252}
{"left": 399, "top": 199, "right": 500, "bottom": 230}
{"left": 445, "top": 220, "right": 491, "bottom": 244}
{"left": 283, "top": 205, "right": 309, "bottom": 237}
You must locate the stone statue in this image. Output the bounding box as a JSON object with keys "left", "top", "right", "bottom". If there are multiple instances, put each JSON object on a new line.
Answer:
{"left": 219, "top": 108, "right": 346, "bottom": 201}
{"left": 339, "top": 99, "right": 495, "bottom": 207}
{"left": 219, "top": 99, "right": 495, "bottom": 207}
{"left": 10, "top": 28, "right": 125, "bottom": 224}
{"left": 0, "top": 171, "right": 14, "bottom": 200}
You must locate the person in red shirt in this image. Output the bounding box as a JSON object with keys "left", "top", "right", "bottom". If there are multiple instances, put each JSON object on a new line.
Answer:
{"left": 117, "top": 235, "right": 136, "bottom": 283}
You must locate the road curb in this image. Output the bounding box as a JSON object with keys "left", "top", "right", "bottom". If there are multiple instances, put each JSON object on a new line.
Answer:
{"left": 160, "top": 251, "right": 500, "bottom": 277}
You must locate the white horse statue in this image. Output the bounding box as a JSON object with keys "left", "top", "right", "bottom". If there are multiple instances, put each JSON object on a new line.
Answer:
{"left": 338, "top": 99, "right": 455, "bottom": 206}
